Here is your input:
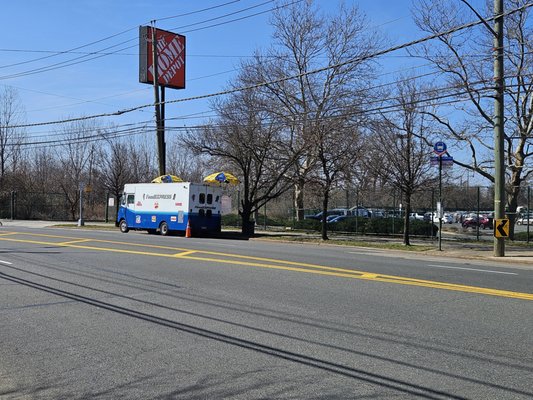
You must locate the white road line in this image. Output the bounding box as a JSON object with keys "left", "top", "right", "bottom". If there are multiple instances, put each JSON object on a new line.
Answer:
{"left": 0, "top": 259, "right": 13, "bottom": 265}
{"left": 427, "top": 264, "right": 517, "bottom": 275}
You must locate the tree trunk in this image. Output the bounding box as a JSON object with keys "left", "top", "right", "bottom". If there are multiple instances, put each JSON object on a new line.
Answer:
{"left": 507, "top": 172, "right": 523, "bottom": 240}
{"left": 294, "top": 180, "right": 305, "bottom": 221}
{"left": 403, "top": 194, "right": 411, "bottom": 246}
{"left": 240, "top": 202, "right": 255, "bottom": 237}
{"left": 321, "top": 190, "right": 329, "bottom": 241}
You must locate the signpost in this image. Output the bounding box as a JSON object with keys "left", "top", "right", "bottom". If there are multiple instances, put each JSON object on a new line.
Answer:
{"left": 431, "top": 142, "right": 452, "bottom": 251}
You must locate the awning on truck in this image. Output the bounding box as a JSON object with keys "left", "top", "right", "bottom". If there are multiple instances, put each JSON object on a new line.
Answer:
{"left": 203, "top": 172, "right": 239, "bottom": 185}
{"left": 151, "top": 175, "right": 183, "bottom": 183}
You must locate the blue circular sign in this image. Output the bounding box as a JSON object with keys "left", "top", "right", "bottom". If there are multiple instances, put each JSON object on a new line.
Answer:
{"left": 434, "top": 141, "right": 447, "bottom": 155}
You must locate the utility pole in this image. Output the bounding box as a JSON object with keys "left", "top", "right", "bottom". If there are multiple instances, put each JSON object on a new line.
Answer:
{"left": 462, "top": 0, "right": 505, "bottom": 256}
{"left": 152, "top": 23, "right": 165, "bottom": 176}
{"left": 493, "top": 0, "right": 505, "bottom": 256}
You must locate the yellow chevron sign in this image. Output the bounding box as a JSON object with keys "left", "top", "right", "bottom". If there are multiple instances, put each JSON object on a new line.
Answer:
{"left": 494, "top": 219, "right": 510, "bottom": 238}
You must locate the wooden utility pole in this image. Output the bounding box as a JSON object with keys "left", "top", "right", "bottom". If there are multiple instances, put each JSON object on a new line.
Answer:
{"left": 493, "top": 0, "right": 505, "bottom": 256}
{"left": 461, "top": 0, "right": 505, "bottom": 256}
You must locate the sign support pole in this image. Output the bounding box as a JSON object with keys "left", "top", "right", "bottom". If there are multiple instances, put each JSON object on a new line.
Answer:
{"left": 438, "top": 155, "right": 442, "bottom": 251}
{"left": 526, "top": 186, "right": 531, "bottom": 244}
{"left": 78, "top": 187, "right": 84, "bottom": 227}
{"left": 151, "top": 23, "right": 165, "bottom": 176}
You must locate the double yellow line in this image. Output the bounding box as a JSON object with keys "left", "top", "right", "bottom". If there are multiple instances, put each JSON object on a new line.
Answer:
{"left": 1, "top": 231, "right": 532, "bottom": 301}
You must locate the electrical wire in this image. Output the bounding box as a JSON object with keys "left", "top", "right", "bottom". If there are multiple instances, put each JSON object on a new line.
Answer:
{"left": 0, "top": 0, "right": 291, "bottom": 81}
{"left": 2, "top": 2, "right": 532, "bottom": 133}
{"left": 8, "top": 76, "right": 516, "bottom": 148}
{"left": 0, "top": 0, "right": 242, "bottom": 70}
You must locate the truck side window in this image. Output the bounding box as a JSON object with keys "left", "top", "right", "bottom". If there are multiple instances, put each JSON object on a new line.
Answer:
{"left": 199, "top": 193, "right": 205, "bottom": 204}
{"left": 207, "top": 194, "right": 213, "bottom": 204}
{"left": 127, "top": 194, "right": 134, "bottom": 205}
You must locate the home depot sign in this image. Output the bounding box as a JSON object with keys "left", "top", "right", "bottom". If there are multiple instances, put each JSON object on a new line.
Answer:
{"left": 139, "top": 26, "right": 185, "bottom": 89}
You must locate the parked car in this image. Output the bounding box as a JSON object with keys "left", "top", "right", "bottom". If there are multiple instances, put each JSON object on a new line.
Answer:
{"left": 516, "top": 214, "right": 533, "bottom": 225}
{"left": 368, "top": 209, "right": 385, "bottom": 218}
{"left": 462, "top": 215, "right": 492, "bottom": 229}
{"left": 305, "top": 208, "right": 349, "bottom": 220}
{"left": 349, "top": 206, "right": 370, "bottom": 218}
{"left": 327, "top": 215, "right": 354, "bottom": 223}
{"left": 432, "top": 213, "right": 454, "bottom": 224}
{"left": 409, "top": 212, "right": 425, "bottom": 221}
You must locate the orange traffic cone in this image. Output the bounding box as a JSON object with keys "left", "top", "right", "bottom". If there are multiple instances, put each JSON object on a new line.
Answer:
{"left": 185, "top": 220, "right": 192, "bottom": 238}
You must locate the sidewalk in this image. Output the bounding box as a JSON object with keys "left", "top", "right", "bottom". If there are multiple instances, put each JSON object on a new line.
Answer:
{"left": 1, "top": 219, "right": 532, "bottom": 265}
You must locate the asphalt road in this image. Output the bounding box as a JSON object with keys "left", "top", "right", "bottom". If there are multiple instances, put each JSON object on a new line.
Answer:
{"left": 1, "top": 226, "right": 532, "bottom": 399}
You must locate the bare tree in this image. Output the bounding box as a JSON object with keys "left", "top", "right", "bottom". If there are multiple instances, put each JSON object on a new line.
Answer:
{"left": 412, "top": 0, "right": 533, "bottom": 235}
{"left": 310, "top": 117, "right": 364, "bottom": 240}
{"left": 369, "top": 79, "right": 436, "bottom": 245}
{"left": 55, "top": 119, "right": 99, "bottom": 220}
{"left": 127, "top": 135, "right": 157, "bottom": 183}
{"left": 166, "top": 139, "right": 208, "bottom": 183}
{"left": 247, "top": 0, "right": 381, "bottom": 221}
{"left": 184, "top": 84, "right": 296, "bottom": 236}
{"left": 0, "top": 87, "right": 25, "bottom": 189}
{"left": 95, "top": 128, "right": 134, "bottom": 223}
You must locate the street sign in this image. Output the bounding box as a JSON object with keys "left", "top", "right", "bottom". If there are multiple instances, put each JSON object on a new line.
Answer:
{"left": 430, "top": 155, "right": 453, "bottom": 167}
{"left": 433, "top": 141, "right": 447, "bottom": 155}
{"left": 494, "top": 219, "right": 510, "bottom": 238}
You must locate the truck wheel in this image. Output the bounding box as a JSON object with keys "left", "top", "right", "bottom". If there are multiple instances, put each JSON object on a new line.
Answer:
{"left": 159, "top": 221, "right": 169, "bottom": 236}
{"left": 119, "top": 220, "right": 129, "bottom": 233}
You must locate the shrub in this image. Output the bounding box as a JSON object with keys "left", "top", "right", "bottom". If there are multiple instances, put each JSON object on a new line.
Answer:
{"left": 328, "top": 217, "right": 366, "bottom": 233}
{"left": 222, "top": 214, "right": 241, "bottom": 227}
{"left": 293, "top": 218, "right": 321, "bottom": 231}
{"left": 409, "top": 219, "right": 438, "bottom": 236}
{"left": 364, "top": 218, "right": 403, "bottom": 235}
{"left": 514, "top": 231, "right": 533, "bottom": 242}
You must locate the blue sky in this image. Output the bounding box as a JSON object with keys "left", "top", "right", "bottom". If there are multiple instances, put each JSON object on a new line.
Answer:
{"left": 0, "top": 0, "right": 488, "bottom": 145}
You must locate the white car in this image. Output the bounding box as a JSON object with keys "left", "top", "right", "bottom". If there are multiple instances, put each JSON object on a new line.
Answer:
{"left": 517, "top": 214, "right": 533, "bottom": 225}
{"left": 409, "top": 212, "right": 425, "bottom": 220}
{"left": 433, "top": 213, "right": 454, "bottom": 224}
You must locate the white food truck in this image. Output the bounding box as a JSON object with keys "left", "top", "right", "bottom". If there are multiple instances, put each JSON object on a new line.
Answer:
{"left": 117, "top": 182, "right": 222, "bottom": 236}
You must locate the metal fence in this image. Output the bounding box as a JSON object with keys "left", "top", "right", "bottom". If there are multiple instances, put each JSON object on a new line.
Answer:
{"left": 291, "top": 185, "right": 531, "bottom": 220}
{"left": 0, "top": 191, "right": 114, "bottom": 221}
{"left": 1, "top": 185, "right": 530, "bottom": 225}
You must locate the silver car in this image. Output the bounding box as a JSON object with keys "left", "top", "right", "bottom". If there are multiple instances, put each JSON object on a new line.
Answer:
{"left": 517, "top": 214, "right": 533, "bottom": 225}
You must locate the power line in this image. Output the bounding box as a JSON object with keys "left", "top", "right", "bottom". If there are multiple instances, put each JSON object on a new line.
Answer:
{"left": 2, "top": 2, "right": 532, "bottom": 131}
{"left": 0, "top": 0, "right": 290, "bottom": 81}
{"left": 10, "top": 76, "right": 515, "bottom": 147}
{"left": 0, "top": 0, "right": 241, "bottom": 71}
